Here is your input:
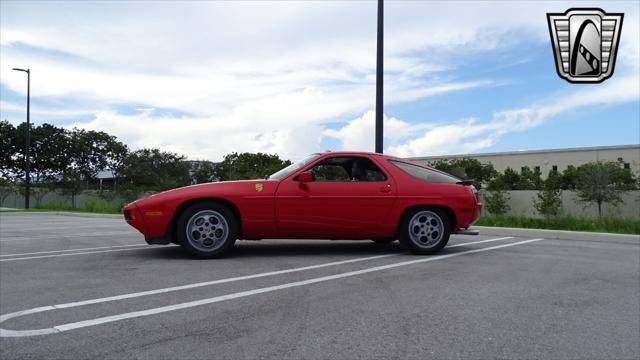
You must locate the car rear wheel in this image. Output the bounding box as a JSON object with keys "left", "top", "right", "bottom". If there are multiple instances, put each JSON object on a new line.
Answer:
{"left": 398, "top": 207, "right": 450, "bottom": 255}
{"left": 177, "top": 201, "right": 238, "bottom": 258}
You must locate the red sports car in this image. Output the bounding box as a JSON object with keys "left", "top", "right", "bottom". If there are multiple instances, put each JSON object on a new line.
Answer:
{"left": 123, "top": 151, "right": 482, "bottom": 258}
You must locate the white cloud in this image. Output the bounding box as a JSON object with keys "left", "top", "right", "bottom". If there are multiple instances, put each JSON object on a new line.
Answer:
{"left": 67, "top": 108, "right": 328, "bottom": 162}
{"left": 1, "top": 1, "right": 638, "bottom": 161}
{"left": 328, "top": 73, "right": 640, "bottom": 158}
{"left": 323, "top": 110, "right": 434, "bottom": 152}
{"left": 396, "top": 75, "right": 640, "bottom": 157}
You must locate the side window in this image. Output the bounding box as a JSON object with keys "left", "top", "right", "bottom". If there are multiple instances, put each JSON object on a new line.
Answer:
{"left": 311, "top": 163, "right": 351, "bottom": 181}
{"left": 306, "top": 156, "right": 387, "bottom": 182}
{"left": 389, "top": 160, "right": 460, "bottom": 183}
{"left": 366, "top": 168, "right": 386, "bottom": 181}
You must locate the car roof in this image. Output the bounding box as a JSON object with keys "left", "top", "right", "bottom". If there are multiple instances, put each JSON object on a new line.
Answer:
{"left": 317, "top": 151, "right": 435, "bottom": 168}
{"left": 318, "top": 150, "right": 413, "bottom": 161}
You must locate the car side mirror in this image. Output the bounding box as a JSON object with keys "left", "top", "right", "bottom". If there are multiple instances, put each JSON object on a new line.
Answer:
{"left": 298, "top": 171, "right": 314, "bottom": 188}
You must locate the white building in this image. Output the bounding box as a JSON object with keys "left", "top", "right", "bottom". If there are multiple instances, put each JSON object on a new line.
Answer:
{"left": 409, "top": 144, "right": 640, "bottom": 177}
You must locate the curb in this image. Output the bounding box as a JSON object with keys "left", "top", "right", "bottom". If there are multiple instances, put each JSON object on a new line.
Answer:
{"left": 474, "top": 226, "right": 639, "bottom": 244}
{"left": 53, "top": 212, "right": 122, "bottom": 219}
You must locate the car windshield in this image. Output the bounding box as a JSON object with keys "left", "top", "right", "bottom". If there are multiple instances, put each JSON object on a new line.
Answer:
{"left": 268, "top": 153, "right": 321, "bottom": 180}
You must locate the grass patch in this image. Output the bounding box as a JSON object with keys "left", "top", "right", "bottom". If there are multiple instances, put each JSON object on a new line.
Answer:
{"left": 34, "top": 202, "right": 72, "bottom": 212}
{"left": 80, "top": 198, "right": 121, "bottom": 214}
{"left": 476, "top": 215, "right": 640, "bottom": 235}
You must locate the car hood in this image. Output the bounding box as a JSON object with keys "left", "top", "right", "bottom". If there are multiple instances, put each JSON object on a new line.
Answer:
{"left": 134, "top": 179, "right": 270, "bottom": 203}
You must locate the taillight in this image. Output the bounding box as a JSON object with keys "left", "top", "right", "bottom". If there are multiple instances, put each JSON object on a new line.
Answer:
{"left": 470, "top": 185, "right": 480, "bottom": 202}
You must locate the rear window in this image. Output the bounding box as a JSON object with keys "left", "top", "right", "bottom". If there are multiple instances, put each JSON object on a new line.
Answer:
{"left": 389, "top": 160, "right": 460, "bottom": 183}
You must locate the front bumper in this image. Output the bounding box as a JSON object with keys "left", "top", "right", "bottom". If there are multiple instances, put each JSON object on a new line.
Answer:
{"left": 144, "top": 220, "right": 174, "bottom": 245}
{"left": 123, "top": 202, "right": 149, "bottom": 236}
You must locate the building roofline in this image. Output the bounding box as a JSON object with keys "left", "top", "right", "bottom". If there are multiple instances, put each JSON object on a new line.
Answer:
{"left": 408, "top": 144, "right": 640, "bottom": 161}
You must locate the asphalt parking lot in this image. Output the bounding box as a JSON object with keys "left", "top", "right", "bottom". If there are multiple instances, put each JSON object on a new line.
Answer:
{"left": 0, "top": 213, "right": 638, "bottom": 359}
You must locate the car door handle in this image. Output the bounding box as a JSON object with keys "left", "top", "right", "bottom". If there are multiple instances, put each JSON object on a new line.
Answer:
{"left": 380, "top": 184, "right": 392, "bottom": 193}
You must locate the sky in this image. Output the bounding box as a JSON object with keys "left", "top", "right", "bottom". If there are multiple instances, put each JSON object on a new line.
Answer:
{"left": 1, "top": 0, "right": 638, "bottom": 162}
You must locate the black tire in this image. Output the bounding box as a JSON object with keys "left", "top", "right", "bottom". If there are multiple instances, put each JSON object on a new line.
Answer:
{"left": 177, "top": 201, "right": 238, "bottom": 258}
{"left": 398, "top": 207, "right": 450, "bottom": 255}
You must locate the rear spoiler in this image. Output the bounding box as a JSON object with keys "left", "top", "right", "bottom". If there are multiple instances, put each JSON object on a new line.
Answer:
{"left": 456, "top": 180, "right": 474, "bottom": 186}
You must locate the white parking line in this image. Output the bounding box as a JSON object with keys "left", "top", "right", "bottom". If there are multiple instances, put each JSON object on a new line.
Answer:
{"left": 0, "top": 246, "right": 168, "bottom": 262}
{"left": 0, "top": 231, "right": 137, "bottom": 242}
{"left": 0, "top": 231, "right": 140, "bottom": 242}
{"left": 0, "top": 237, "right": 528, "bottom": 337}
{"left": 1, "top": 225, "right": 129, "bottom": 232}
{"left": 0, "top": 244, "right": 150, "bottom": 257}
{"left": 0, "top": 219, "right": 122, "bottom": 225}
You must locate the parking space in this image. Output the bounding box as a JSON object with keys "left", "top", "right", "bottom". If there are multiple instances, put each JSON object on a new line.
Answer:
{"left": 0, "top": 213, "right": 638, "bottom": 359}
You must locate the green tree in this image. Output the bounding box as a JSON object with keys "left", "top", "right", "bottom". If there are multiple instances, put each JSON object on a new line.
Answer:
{"left": 499, "top": 167, "right": 521, "bottom": 190}
{"left": 190, "top": 161, "right": 219, "bottom": 184}
{"left": 560, "top": 165, "right": 579, "bottom": 190}
{"left": 67, "top": 128, "right": 121, "bottom": 181}
{"left": 29, "top": 123, "right": 70, "bottom": 182}
{"left": 103, "top": 139, "right": 128, "bottom": 191}
{"left": 0, "top": 120, "right": 18, "bottom": 178}
{"left": 518, "top": 166, "right": 543, "bottom": 190}
{"left": 575, "top": 161, "right": 637, "bottom": 218}
{"left": 485, "top": 177, "right": 511, "bottom": 216}
{"left": 119, "top": 148, "right": 191, "bottom": 200}
{"left": 7, "top": 122, "right": 72, "bottom": 183}
{"left": 485, "top": 190, "right": 511, "bottom": 216}
{"left": 430, "top": 158, "right": 497, "bottom": 189}
{"left": 215, "top": 152, "right": 292, "bottom": 181}
{"left": 534, "top": 171, "right": 563, "bottom": 217}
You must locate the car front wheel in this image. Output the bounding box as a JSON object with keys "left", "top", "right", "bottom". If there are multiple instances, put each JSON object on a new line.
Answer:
{"left": 177, "top": 201, "right": 238, "bottom": 258}
{"left": 398, "top": 207, "right": 450, "bottom": 255}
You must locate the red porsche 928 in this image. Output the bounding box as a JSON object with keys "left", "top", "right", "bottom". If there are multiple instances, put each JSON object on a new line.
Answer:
{"left": 124, "top": 151, "right": 482, "bottom": 258}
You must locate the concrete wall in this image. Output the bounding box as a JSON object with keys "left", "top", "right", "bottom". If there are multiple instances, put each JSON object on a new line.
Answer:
{"left": 479, "top": 190, "right": 640, "bottom": 219}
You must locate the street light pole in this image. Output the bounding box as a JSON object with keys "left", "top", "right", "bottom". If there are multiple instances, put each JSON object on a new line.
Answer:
{"left": 12, "top": 68, "right": 31, "bottom": 209}
{"left": 375, "top": 0, "right": 384, "bottom": 154}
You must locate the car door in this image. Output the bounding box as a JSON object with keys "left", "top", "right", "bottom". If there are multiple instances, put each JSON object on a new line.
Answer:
{"left": 274, "top": 155, "right": 396, "bottom": 239}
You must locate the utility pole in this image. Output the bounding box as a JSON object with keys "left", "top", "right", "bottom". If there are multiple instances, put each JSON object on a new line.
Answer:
{"left": 12, "top": 68, "right": 31, "bottom": 208}
{"left": 375, "top": 0, "right": 384, "bottom": 154}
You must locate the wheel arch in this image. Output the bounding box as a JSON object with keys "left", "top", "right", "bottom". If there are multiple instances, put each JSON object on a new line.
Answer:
{"left": 171, "top": 197, "right": 243, "bottom": 242}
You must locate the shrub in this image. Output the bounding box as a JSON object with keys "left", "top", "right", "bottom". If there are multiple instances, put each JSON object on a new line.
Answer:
{"left": 575, "top": 162, "right": 631, "bottom": 218}
{"left": 485, "top": 190, "right": 511, "bottom": 216}
{"left": 534, "top": 188, "right": 563, "bottom": 217}
{"left": 534, "top": 171, "right": 563, "bottom": 217}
